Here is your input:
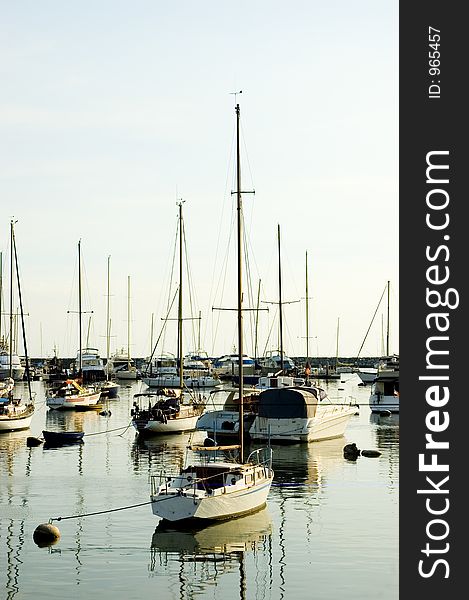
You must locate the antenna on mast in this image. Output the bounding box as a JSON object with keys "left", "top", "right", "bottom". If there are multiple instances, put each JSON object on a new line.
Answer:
{"left": 229, "top": 90, "right": 243, "bottom": 104}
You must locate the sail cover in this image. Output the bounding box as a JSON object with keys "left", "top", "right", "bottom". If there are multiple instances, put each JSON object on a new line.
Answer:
{"left": 257, "top": 388, "right": 318, "bottom": 418}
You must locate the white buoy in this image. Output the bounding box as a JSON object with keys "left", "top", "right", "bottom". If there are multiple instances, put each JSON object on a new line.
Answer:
{"left": 33, "top": 523, "right": 61, "bottom": 547}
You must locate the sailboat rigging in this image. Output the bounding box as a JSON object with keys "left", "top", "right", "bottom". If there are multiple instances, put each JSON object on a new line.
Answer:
{"left": 148, "top": 102, "right": 274, "bottom": 521}
{"left": 132, "top": 202, "right": 209, "bottom": 435}
{"left": 0, "top": 220, "right": 35, "bottom": 432}
{"left": 107, "top": 276, "right": 138, "bottom": 380}
{"left": 141, "top": 202, "right": 219, "bottom": 390}
{"left": 46, "top": 241, "right": 102, "bottom": 411}
{"left": 100, "top": 256, "right": 119, "bottom": 398}
{"left": 369, "top": 280, "right": 399, "bottom": 413}
{"left": 259, "top": 224, "right": 298, "bottom": 376}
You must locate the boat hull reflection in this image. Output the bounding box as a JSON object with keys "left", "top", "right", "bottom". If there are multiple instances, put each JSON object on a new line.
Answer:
{"left": 151, "top": 506, "right": 272, "bottom": 554}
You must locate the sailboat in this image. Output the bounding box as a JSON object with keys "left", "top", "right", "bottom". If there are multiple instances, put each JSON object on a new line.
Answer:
{"left": 46, "top": 241, "right": 102, "bottom": 411}
{"left": 250, "top": 259, "right": 356, "bottom": 443}
{"left": 258, "top": 225, "right": 298, "bottom": 381}
{"left": 108, "top": 276, "right": 138, "bottom": 380}
{"left": 131, "top": 202, "right": 207, "bottom": 435}
{"left": 99, "top": 256, "right": 120, "bottom": 399}
{"left": 142, "top": 212, "right": 219, "bottom": 390}
{"left": 0, "top": 221, "right": 35, "bottom": 432}
{"left": 0, "top": 251, "right": 26, "bottom": 382}
{"left": 149, "top": 102, "right": 274, "bottom": 522}
{"left": 369, "top": 281, "right": 399, "bottom": 413}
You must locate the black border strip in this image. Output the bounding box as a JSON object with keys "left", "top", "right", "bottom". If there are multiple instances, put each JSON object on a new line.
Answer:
{"left": 400, "top": 2, "right": 465, "bottom": 595}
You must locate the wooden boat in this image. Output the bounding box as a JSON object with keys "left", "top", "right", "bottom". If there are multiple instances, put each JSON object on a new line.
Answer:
{"left": 42, "top": 430, "right": 85, "bottom": 446}
{"left": 149, "top": 102, "right": 274, "bottom": 522}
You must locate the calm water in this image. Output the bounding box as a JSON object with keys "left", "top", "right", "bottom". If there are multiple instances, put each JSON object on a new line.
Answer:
{"left": 0, "top": 376, "right": 398, "bottom": 599}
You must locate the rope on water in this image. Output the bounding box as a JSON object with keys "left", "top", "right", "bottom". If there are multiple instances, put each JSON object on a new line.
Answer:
{"left": 83, "top": 422, "right": 133, "bottom": 437}
{"left": 50, "top": 500, "right": 153, "bottom": 523}
{"left": 48, "top": 491, "right": 189, "bottom": 524}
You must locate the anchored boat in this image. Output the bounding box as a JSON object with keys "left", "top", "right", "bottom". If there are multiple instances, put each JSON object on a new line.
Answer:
{"left": 149, "top": 102, "right": 274, "bottom": 523}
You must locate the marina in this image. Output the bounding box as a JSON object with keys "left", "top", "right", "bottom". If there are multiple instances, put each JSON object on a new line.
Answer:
{"left": 1, "top": 3, "right": 399, "bottom": 597}
{"left": 0, "top": 376, "right": 398, "bottom": 599}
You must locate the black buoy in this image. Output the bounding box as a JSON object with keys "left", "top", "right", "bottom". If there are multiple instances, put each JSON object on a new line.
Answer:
{"left": 360, "top": 449, "right": 382, "bottom": 458}
{"left": 33, "top": 523, "right": 61, "bottom": 547}
{"left": 27, "top": 437, "right": 44, "bottom": 447}
{"left": 343, "top": 443, "right": 361, "bottom": 461}
{"left": 379, "top": 410, "right": 392, "bottom": 417}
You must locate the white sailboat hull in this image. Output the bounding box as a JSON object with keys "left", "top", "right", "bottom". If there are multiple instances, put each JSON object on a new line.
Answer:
{"left": 0, "top": 413, "right": 33, "bottom": 432}
{"left": 249, "top": 407, "right": 356, "bottom": 443}
{"left": 133, "top": 414, "right": 200, "bottom": 434}
{"left": 0, "top": 402, "right": 34, "bottom": 432}
{"left": 46, "top": 392, "right": 102, "bottom": 410}
{"left": 151, "top": 478, "right": 272, "bottom": 522}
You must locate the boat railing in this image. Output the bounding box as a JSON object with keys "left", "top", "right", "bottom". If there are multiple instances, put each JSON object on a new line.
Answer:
{"left": 151, "top": 467, "right": 237, "bottom": 497}
{"left": 246, "top": 446, "right": 273, "bottom": 470}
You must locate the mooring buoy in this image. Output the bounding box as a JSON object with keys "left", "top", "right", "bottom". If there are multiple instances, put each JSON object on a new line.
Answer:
{"left": 27, "top": 437, "right": 44, "bottom": 447}
{"left": 343, "top": 443, "right": 361, "bottom": 461}
{"left": 360, "top": 449, "right": 382, "bottom": 458}
{"left": 33, "top": 523, "right": 61, "bottom": 547}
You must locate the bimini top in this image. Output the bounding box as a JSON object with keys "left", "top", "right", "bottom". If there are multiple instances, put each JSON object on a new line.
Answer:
{"left": 258, "top": 387, "right": 327, "bottom": 419}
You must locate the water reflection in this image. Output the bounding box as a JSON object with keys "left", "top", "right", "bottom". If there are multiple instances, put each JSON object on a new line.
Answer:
{"left": 45, "top": 409, "right": 93, "bottom": 431}
{"left": 150, "top": 508, "right": 273, "bottom": 599}
{"left": 3, "top": 518, "right": 25, "bottom": 600}
{"left": 369, "top": 412, "right": 399, "bottom": 486}
{"left": 0, "top": 431, "right": 29, "bottom": 477}
{"left": 269, "top": 437, "right": 345, "bottom": 491}
{"left": 130, "top": 431, "right": 206, "bottom": 475}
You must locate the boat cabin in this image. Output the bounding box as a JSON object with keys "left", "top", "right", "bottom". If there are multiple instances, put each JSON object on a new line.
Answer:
{"left": 257, "top": 387, "right": 327, "bottom": 419}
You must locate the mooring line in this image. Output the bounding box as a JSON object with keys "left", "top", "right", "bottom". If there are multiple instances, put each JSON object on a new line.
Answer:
{"left": 50, "top": 494, "right": 179, "bottom": 523}
{"left": 83, "top": 422, "right": 133, "bottom": 437}
{"left": 50, "top": 501, "right": 153, "bottom": 522}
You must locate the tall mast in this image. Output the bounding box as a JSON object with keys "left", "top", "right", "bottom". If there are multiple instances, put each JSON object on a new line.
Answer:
{"left": 9, "top": 223, "right": 14, "bottom": 379}
{"left": 277, "top": 224, "right": 284, "bottom": 373}
{"left": 127, "top": 275, "right": 131, "bottom": 370}
{"left": 254, "top": 279, "right": 261, "bottom": 360}
{"left": 177, "top": 200, "right": 184, "bottom": 388}
{"left": 0, "top": 251, "right": 2, "bottom": 344}
{"left": 78, "top": 240, "right": 82, "bottom": 374}
{"left": 335, "top": 317, "right": 340, "bottom": 371}
{"left": 236, "top": 103, "right": 244, "bottom": 463}
{"left": 386, "top": 280, "right": 390, "bottom": 355}
{"left": 12, "top": 221, "right": 33, "bottom": 402}
{"left": 305, "top": 251, "right": 309, "bottom": 364}
{"left": 150, "top": 313, "right": 154, "bottom": 357}
{"left": 106, "top": 256, "right": 111, "bottom": 381}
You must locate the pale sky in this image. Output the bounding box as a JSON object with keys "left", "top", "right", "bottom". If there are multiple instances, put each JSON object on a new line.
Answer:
{"left": 0, "top": 1, "right": 398, "bottom": 360}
